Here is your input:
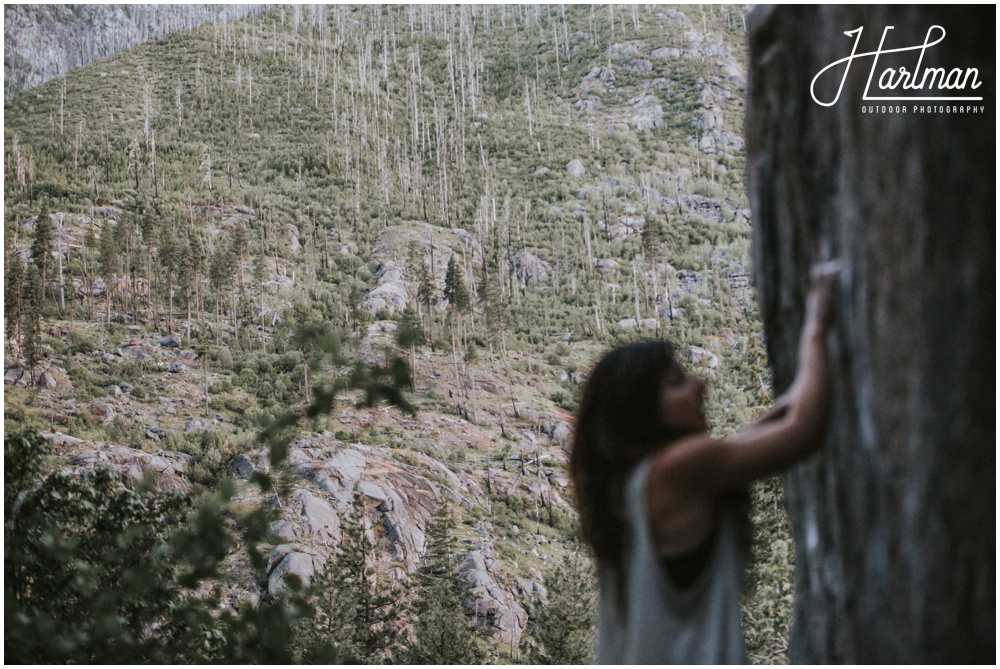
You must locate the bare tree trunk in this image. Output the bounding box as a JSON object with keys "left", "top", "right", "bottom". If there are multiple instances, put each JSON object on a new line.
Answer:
{"left": 746, "top": 6, "right": 993, "bottom": 663}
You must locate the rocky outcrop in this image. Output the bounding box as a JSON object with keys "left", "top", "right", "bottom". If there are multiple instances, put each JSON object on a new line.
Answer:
{"left": 286, "top": 224, "right": 302, "bottom": 254}
{"left": 361, "top": 281, "right": 409, "bottom": 317}
{"left": 692, "top": 84, "right": 744, "bottom": 157}
{"left": 458, "top": 550, "right": 529, "bottom": 644}
{"left": 4, "top": 362, "right": 73, "bottom": 390}
{"left": 53, "top": 434, "right": 193, "bottom": 493}
{"left": 279, "top": 438, "right": 486, "bottom": 572}
{"left": 683, "top": 345, "right": 720, "bottom": 373}
{"left": 267, "top": 543, "right": 327, "bottom": 595}
{"left": 511, "top": 250, "right": 551, "bottom": 284}
{"left": 746, "top": 5, "right": 993, "bottom": 663}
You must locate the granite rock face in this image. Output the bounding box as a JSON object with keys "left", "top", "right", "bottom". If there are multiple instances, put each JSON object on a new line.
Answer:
{"left": 4, "top": 5, "right": 265, "bottom": 98}
{"left": 57, "top": 435, "right": 194, "bottom": 494}
{"left": 458, "top": 550, "right": 529, "bottom": 644}
{"left": 746, "top": 6, "right": 993, "bottom": 663}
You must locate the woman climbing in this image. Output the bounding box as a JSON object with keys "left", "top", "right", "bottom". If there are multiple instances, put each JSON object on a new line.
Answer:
{"left": 570, "top": 262, "right": 839, "bottom": 663}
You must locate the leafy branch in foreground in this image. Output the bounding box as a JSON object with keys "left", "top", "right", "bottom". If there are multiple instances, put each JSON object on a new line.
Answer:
{"left": 4, "top": 329, "right": 415, "bottom": 663}
{"left": 257, "top": 324, "right": 415, "bottom": 465}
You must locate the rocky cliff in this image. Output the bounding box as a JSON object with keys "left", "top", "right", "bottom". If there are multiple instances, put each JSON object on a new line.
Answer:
{"left": 4, "top": 4, "right": 266, "bottom": 98}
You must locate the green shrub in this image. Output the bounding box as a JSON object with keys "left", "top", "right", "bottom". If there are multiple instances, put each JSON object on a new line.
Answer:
{"left": 4, "top": 428, "right": 319, "bottom": 664}
{"left": 68, "top": 330, "right": 95, "bottom": 354}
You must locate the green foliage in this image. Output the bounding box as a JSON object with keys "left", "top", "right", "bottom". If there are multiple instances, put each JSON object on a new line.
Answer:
{"left": 164, "top": 429, "right": 234, "bottom": 490}
{"left": 5, "top": 429, "right": 190, "bottom": 663}
{"left": 443, "top": 255, "right": 471, "bottom": 315}
{"left": 21, "top": 264, "right": 44, "bottom": 377}
{"left": 3, "top": 428, "right": 319, "bottom": 664}
{"left": 29, "top": 208, "right": 53, "bottom": 291}
{"left": 4, "top": 247, "right": 25, "bottom": 354}
{"left": 395, "top": 305, "right": 424, "bottom": 349}
{"left": 297, "top": 499, "right": 403, "bottom": 663}
{"left": 407, "top": 509, "right": 487, "bottom": 664}
{"left": 522, "top": 550, "right": 596, "bottom": 664}
{"left": 742, "top": 476, "right": 795, "bottom": 665}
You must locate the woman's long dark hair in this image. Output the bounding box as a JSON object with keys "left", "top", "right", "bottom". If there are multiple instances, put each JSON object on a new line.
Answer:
{"left": 570, "top": 342, "right": 683, "bottom": 582}
{"left": 570, "top": 340, "right": 749, "bottom": 611}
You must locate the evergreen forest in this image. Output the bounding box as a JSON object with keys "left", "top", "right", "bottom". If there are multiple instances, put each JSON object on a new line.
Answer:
{"left": 4, "top": 4, "right": 797, "bottom": 663}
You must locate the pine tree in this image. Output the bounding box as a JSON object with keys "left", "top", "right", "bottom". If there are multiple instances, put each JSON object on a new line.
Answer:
{"left": 5, "top": 245, "right": 25, "bottom": 355}
{"left": 406, "top": 508, "right": 486, "bottom": 664}
{"left": 138, "top": 211, "right": 159, "bottom": 315}
{"left": 182, "top": 232, "right": 206, "bottom": 334}
{"left": 443, "top": 254, "right": 473, "bottom": 417}
{"left": 29, "top": 208, "right": 53, "bottom": 304}
{"left": 97, "top": 221, "right": 117, "bottom": 315}
{"left": 22, "top": 265, "right": 44, "bottom": 383}
{"left": 443, "top": 255, "right": 470, "bottom": 314}
{"left": 522, "top": 551, "right": 596, "bottom": 664}
{"left": 82, "top": 226, "right": 97, "bottom": 313}
{"left": 641, "top": 212, "right": 663, "bottom": 259}
{"left": 408, "top": 242, "right": 436, "bottom": 350}
{"left": 160, "top": 229, "right": 179, "bottom": 334}
{"left": 303, "top": 499, "right": 402, "bottom": 663}
{"left": 208, "top": 240, "right": 236, "bottom": 345}
{"left": 396, "top": 305, "right": 424, "bottom": 349}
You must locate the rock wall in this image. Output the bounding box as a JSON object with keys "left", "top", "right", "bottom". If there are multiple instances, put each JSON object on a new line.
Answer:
{"left": 4, "top": 4, "right": 267, "bottom": 99}
{"left": 746, "top": 6, "right": 993, "bottom": 663}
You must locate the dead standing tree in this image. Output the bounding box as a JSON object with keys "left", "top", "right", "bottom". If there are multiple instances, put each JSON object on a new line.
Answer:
{"left": 746, "top": 6, "right": 993, "bottom": 663}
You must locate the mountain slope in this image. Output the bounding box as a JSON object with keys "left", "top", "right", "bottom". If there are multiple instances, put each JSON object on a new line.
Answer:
{"left": 4, "top": 5, "right": 793, "bottom": 663}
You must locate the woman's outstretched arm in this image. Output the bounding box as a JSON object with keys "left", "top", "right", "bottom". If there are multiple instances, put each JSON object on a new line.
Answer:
{"left": 647, "top": 262, "right": 839, "bottom": 554}
{"left": 706, "top": 260, "right": 840, "bottom": 477}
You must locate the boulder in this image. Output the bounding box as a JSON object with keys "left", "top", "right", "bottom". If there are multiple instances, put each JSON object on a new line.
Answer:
{"left": 227, "top": 453, "right": 256, "bottom": 479}
{"left": 607, "top": 40, "right": 646, "bottom": 60}
{"left": 267, "top": 544, "right": 326, "bottom": 595}
{"left": 290, "top": 488, "right": 341, "bottom": 544}
{"left": 683, "top": 345, "right": 720, "bottom": 372}
{"left": 565, "top": 159, "right": 586, "bottom": 177}
{"left": 375, "top": 260, "right": 405, "bottom": 285}
{"left": 119, "top": 344, "right": 157, "bottom": 361}
{"left": 624, "top": 58, "right": 653, "bottom": 75}
{"left": 286, "top": 224, "right": 302, "bottom": 254}
{"left": 512, "top": 250, "right": 551, "bottom": 283}
{"left": 651, "top": 46, "right": 682, "bottom": 59}
{"left": 326, "top": 447, "right": 367, "bottom": 481}
{"left": 357, "top": 480, "right": 388, "bottom": 502}
{"left": 185, "top": 418, "right": 210, "bottom": 432}
{"left": 158, "top": 333, "right": 182, "bottom": 347}
{"left": 4, "top": 365, "right": 34, "bottom": 387}
{"left": 543, "top": 420, "right": 573, "bottom": 450}
{"left": 88, "top": 400, "right": 115, "bottom": 425}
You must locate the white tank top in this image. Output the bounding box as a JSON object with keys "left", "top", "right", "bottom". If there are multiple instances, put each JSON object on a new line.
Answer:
{"left": 596, "top": 458, "right": 748, "bottom": 664}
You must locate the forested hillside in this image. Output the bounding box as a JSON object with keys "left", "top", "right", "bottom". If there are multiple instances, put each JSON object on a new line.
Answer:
{"left": 4, "top": 5, "right": 794, "bottom": 663}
